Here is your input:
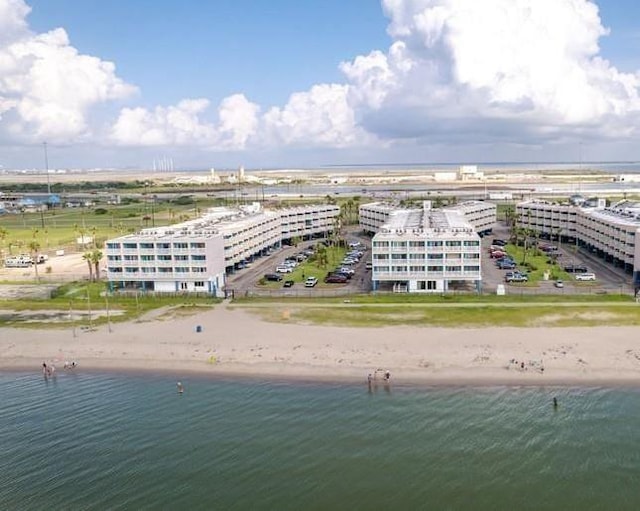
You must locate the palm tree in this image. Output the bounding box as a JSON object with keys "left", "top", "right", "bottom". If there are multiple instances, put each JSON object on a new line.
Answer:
{"left": 0, "top": 226, "right": 8, "bottom": 257}
{"left": 82, "top": 251, "right": 94, "bottom": 281}
{"left": 28, "top": 240, "right": 41, "bottom": 282}
{"left": 315, "top": 244, "right": 328, "bottom": 268}
{"left": 90, "top": 249, "right": 103, "bottom": 281}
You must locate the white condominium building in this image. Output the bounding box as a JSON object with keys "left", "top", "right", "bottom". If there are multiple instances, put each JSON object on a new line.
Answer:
{"left": 278, "top": 204, "right": 341, "bottom": 241}
{"left": 360, "top": 200, "right": 496, "bottom": 236}
{"left": 371, "top": 201, "right": 482, "bottom": 293}
{"left": 105, "top": 202, "right": 340, "bottom": 295}
{"left": 516, "top": 199, "right": 640, "bottom": 280}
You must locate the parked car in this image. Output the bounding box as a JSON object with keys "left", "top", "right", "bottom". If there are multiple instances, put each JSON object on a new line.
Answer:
{"left": 575, "top": 272, "right": 596, "bottom": 281}
{"left": 564, "top": 264, "right": 588, "bottom": 273}
{"left": 275, "top": 265, "right": 293, "bottom": 273}
{"left": 505, "top": 273, "right": 528, "bottom": 283}
{"left": 554, "top": 279, "right": 564, "bottom": 288}
{"left": 324, "top": 274, "right": 348, "bottom": 284}
{"left": 492, "top": 239, "right": 507, "bottom": 246}
{"left": 283, "top": 280, "right": 294, "bottom": 288}
{"left": 365, "top": 262, "right": 372, "bottom": 270}
{"left": 264, "top": 273, "right": 283, "bottom": 282}
{"left": 304, "top": 277, "right": 318, "bottom": 287}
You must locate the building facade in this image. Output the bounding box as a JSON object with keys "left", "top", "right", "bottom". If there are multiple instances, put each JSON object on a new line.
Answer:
{"left": 371, "top": 202, "right": 482, "bottom": 293}
{"left": 105, "top": 202, "right": 340, "bottom": 295}
{"left": 516, "top": 199, "right": 640, "bottom": 281}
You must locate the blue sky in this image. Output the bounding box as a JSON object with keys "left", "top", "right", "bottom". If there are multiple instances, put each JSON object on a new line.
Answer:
{"left": 2, "top": 0, "right": 640, "bottom": 169}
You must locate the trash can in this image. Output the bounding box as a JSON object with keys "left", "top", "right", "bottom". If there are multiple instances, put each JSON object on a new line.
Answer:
{"left": 195, "top": 325, "right": 202, "bottom": 333}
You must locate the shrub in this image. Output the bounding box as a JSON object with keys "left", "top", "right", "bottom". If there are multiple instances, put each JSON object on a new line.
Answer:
{"left": 94, "top": 208, "right": 108, "bottom": 215}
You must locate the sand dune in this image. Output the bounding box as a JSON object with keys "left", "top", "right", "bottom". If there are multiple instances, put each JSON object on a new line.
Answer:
{"left": 2, "top": 303, "right": 640, "bottom": 385}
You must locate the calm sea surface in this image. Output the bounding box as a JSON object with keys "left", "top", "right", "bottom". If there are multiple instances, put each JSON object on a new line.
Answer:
{"left": 1, "top": 372, "right": 639, "bottom": 510}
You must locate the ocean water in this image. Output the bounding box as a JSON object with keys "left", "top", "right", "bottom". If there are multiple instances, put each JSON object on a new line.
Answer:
{"left": 1, "top": 372, "right": 639, "bottom": 511}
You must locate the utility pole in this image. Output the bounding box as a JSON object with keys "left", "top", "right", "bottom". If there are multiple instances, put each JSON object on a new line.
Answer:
{"left": 43, "top": 142, "right": 51, "bottom": 195}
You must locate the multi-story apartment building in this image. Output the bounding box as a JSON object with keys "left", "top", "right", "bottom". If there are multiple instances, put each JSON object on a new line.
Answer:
{"left": 278, "top": 204, "right": 341, "bottom": 242}
{"left": 360, "top": 200, "right": 496, "bottom": 237}
{"left": 371, "top": 201, "right": 482, "bottom": 293}
{"left": 516, "top": 199, "right": 640, "bottom": 281}
{"left": 105, "top": 202, "right": 339, "bottom": 295}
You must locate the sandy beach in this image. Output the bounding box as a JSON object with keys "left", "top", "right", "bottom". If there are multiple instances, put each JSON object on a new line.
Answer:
{"left": 2, "top": 303, "right": 640, "bottom": 385}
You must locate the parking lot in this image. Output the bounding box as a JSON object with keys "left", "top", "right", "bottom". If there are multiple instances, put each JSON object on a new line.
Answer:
{"left": 226, "top": 230, "right": 372, "bottom": 297}
{"left": 481, "top": 224, "right": 635, "bottom": 295}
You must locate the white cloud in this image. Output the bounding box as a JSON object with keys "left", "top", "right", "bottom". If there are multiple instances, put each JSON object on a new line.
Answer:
{"left": 4, "top": 0, "right": 640, "bottom": 162}
{"left": 0, "top": 0, "right": 136, "bottom": 142}
{"left": 262, "top": 84, "right": 372, "bottom": 148}
{"left": 343, "top": 0, "right": 640, "bottom": 144}
{"left": 110, "top": 94, "right": 260, "bottom": 149}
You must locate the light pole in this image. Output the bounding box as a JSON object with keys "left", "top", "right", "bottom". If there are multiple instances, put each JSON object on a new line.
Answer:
{"left": 105, "top": 293, "right": 112, "bottom": 333}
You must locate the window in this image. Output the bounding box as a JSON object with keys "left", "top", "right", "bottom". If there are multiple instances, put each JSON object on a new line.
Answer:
{"left": 427, "top": 281, "right": 437, "bottom": 290}
{"left": 123, "top": 243, "right": 137, "bottom": 249}
{"left": 194, "top": 281, "right": 205, "bottom": 288}
{"left": 427, "top": 241, "right": 443, "bottom": 247}
{"left": 106, "top": 243, "right": 120, "bottom": 249}
{"left": 391, "top": 254, "right": 407, "bottom": 260}
{"left": 192, "top": 267, "right": 207, "bottom": 273}
{"left": 463, "top": 240, "right": 480, "bottom": 247}
{"left": 179, "top": 282, "right": 188, "bottom": 290}
{"left": 191, "top": 255, "right": 206, "bottom": 261}
{"left": 124, "top": 255, "right": 138, "bottom": 261}
{"left": 445, "top": 240, "right": 461, "bottom": 247}
{"left": 427, "top": 253, "right": 444, "bottom": 259}
{"left": 157, "top": 255, "right": 172, "bottom": 261}
{"left": 391, "top": 241, "right": 406, "bottom": 248}
{"left": 464, "top": 253, "right": 480, "bottom": 259}
{"left": 464, "top": 265, "right": 480, "bottom": 272}
{"left": 174, "top": 255, "right": 189, "bottom": 261}
{"left": 409, "top": 241, "right": 425, "bottom": 248}
{"left": 409, "top": 266, "right": 425, "bottom": 272}
{"left": 427, "top": 265, "right": 442, "bottom": 272}
{"left": 392, "top": 265, "right": 407, "bottom": 273}
{"left": 190, "top": 242, "right": 205, "bottom": 249}
{"left": 140, "top": 243, "right": 154, "bottom": 249}
{"left": 175, "top": 267, "right": 189, "bottom": 273}
{"left": 446, "top": 265, "right": 461, "bottom": 272}
{"left": 107, "top": 255, "right": 121, "bottom": 261}
{"left": 157, "top": 243, "right": 170, "bottom": 249}
{"left": 141, "top": 255, "right": 155, "bottom": 261}
{"left": 409, "top": 253, "right": 425, "bottom": 260}
{"left": 173, "top": 242, "right": 188, "bottom": 249}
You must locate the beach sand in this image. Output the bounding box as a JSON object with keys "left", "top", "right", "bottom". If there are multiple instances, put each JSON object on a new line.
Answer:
{"left": 2, "top": 303, "right": 640, "bottom": 385}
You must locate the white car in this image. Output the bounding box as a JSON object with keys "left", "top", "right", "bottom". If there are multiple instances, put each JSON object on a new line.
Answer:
{"left": 304, "top": 277, "right": 318, "bottom": 287}
{"left": 275, "top": 265, "right": 293, "bottom": 273}
{"left": 575, "top": 272, "right": 596, "bottom": 281}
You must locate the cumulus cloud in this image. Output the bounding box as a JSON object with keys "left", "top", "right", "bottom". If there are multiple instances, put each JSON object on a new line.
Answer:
{"left": 343, "top": 0, "right": 640, "bottom": 144}
{"left": 0, "top": 0, "right": 136, "bottom": 142}
{"left": 4, "top": 0, "right": 640, "bottom": 158}
{"left": 110, "top": 94, "right": 260, "bottom": 149}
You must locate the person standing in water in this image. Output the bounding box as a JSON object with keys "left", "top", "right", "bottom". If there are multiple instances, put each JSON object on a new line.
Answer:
{"left": 553, "top": 397, "right": 558, "bottom": 408}
{"left": 177, "top": 381, "right": 184, "bottom": 394}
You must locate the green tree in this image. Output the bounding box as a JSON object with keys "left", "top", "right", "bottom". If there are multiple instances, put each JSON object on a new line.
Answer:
{"left": 28, "top": 240, "right": 41, "bottom": 282}
{"left": 90, "top": 249, "right": 103, "bottom": 281}
{"left": 82, "top": 251, "right": 94, "bottom": 281}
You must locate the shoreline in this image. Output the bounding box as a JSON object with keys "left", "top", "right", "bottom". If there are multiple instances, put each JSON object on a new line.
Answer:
{"left": 2, "top": 305, "right": 640, "bottom": 387}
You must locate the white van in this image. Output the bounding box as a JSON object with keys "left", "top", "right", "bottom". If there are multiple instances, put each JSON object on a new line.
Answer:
{"left": 575, "top": 272, "right": 596, "bottom": 281}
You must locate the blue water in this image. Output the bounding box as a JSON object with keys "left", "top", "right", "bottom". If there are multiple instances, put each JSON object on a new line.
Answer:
{"left": 1, "top": 372, "right": 640, "bottom": 510}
